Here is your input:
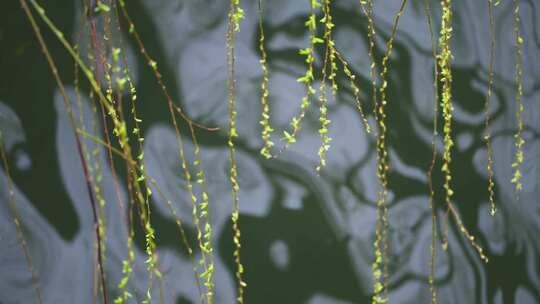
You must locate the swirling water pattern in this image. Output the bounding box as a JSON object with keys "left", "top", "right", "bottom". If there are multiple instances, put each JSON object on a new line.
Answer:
{"left": 0, "top": 0, "right": 539, "bottom": 303}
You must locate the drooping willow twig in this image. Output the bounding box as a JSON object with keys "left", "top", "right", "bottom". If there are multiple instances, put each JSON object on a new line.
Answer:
{"left": 99, "top": 5, "right": 140, "bottom": 301}
{"left": 484, "top": 0, "right": 498, "bottom": 216}
{"left": 227, "top": 0, "right": 247, "bottom": 303}
{"left": 438, "top": 0, "right": 455, "bottom": 252}
{"left": 0, "top": 131, "right": 43, "bottom": 304}
{"left": 83, "top": 1, "right": 157, "bottom": 302}
{"left": 334, "top": 49, "right": 372, "bottom": 134}
{"left": 258, "top": 0, "right": 321, "bottom": 159}
{"left": 355, "top": 6, "right": 388, "bottom": 298}
{"left": 171, "top": 105, "right": 217, "bottom": 304}
{"left": 105, "top": 16, "right": 147, "bottom": 304}
{"left": 357, "top": 0, "right": 396, "bottom": 302}
{"left": 80, "top": 6, "right": 118, "bottom": 297}
{"left": 148, "top": 176, "right": 205, "bottom": 302}
{"left": 361, "top": 2, "right": 384, "bottom": 300}
{"left": 14, "top": 0, "right": 516, "bottom": 301}
{"left": 74, "top": 39, "right": 110, "bottom": 303}
{"left": 421, "top": 0, "right": 439, "bottom": 301}
{"left": 115, "top": 3, "right": 218, "bottom": 301}
{"left": 257, "top": 0, "right": 273, "bottom": 159}
{"left": 315, "top": 0, "right": 338, "bottom": 173}
{"left": 91, "top": 1, "right": 218, "bottom": 301}
{"left": 81, "top": 2, "right": 154, "bottom": 301}
{"left": 352, "top": 13, "right": 397, "bottom": 293}
{"left": 18, "top": 1, "right": 110, "bottom": 303}
{"left": 510, "top": 0, "right": 525, "bottom": 197}
{"left": 85, "top": 2, "right": 163, "bottom": 302}
{"left": 84, "top": 1, "right": 127, "bottom": 240}
{"left": 24, "top": 1, "right": 167, "bottom": 302}
{"left": 116, "top": 0, "right": 219, "bottom": 133}
{"left": 368, "top": 0, "right": 408, "bottom": 302}
{"left": 76, "top": 125, "right": 206, "bottom": 302}
{"left": 258, "top": 0, "right": 370, "bottom": 162}
{"left": 358, "top": 0, "right": 379, "bottom": 114}
{"left": 438, "top": 0, "right": 489, "bottom": 264}
{"left": 186, "top": 109, "right": 217, "bottom": 303}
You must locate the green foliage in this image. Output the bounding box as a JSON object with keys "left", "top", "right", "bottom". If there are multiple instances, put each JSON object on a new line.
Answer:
{"left": 231, "top": 0, "right": 245, "bottom": 32}
{"left": 14, "top": 0, "right": 533, "bottom": 302}
{"left": 95, "top": 2, "right": 111, "bottom": 14}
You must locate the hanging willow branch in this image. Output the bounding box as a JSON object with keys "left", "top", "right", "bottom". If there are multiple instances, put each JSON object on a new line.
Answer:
{"left": 257, "top": 0, "right": 273, "bottom": 159}
{"left": 23, "top": 1, "right": 166, "bottom": 302}
{"left": 367, "top": 0, "right": 408, "bottom": 303}
{"left": 422, "top": 0, "right": 439, "bottom": 301}
{"left": 358, "top": 0, "right": 379, "bottom": 116}
{"left": 258, "top": 0, "right": 322, "bottom": 158}
{"left": 510, "top": 0, "right": 525, "bottom": 196}
{"left": 74, "top": 4, "right": 135, "bottom": 301}
{"left": 438, "top": 0, "right": 489, "bottom": 264}
{"left": 19, "top": 1, "right": 110, "bottom": 303}
{"left": 316, "top": 0, "right": 337, "bottom": 173}
{"left": 116, "top": 1, "right": 218, "bottom": 301}
{"left": 0, "top": 132, "right": 43, "bottom": 304}
{"left": 438, "top": 0, "right": 455, "bottom": 251}
{"left": 13, "top": 0, "right": 529, "bottom": 301}
{"left": 227, "top": 1, "right": 247, "bottom": 303}
{"left": 484, "top": 0, "right": 498, "bottom": 216}
{"left": 334, "top": 49, "right": 372, "bottom": 134}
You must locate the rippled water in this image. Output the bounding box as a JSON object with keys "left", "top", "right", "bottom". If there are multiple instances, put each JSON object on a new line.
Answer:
{"left": 0, "top": 0, "right": 539, "bottom": 303}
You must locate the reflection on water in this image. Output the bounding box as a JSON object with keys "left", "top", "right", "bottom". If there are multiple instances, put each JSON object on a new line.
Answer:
{"left": 0, "top": 0, "right": 539, "bottom": 303}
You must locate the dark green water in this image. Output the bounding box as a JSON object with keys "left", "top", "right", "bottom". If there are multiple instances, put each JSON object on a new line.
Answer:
{"left": 0, "top": 0, "right": 539, "bottom": 303}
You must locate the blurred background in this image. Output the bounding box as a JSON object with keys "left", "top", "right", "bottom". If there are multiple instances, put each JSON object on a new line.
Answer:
{"left": 0, "top": 0, "right": 539, "bottom": 303}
